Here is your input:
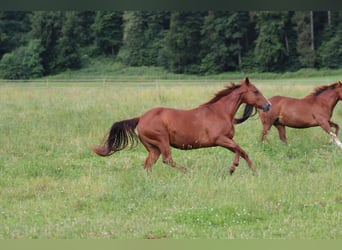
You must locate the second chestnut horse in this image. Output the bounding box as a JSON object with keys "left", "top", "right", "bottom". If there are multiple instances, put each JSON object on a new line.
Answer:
{"left": 93, "top": 78, "right": 271, "bottom": 175}
{"left": 259, "top": 81, "right": 342, "bottom": 149}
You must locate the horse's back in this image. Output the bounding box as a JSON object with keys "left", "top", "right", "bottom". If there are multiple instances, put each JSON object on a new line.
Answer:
{"left": 138, "top": 107, "right": 168, "bottom": 126}
{"left": 139, "top": 106, "right": 187, "bottom": 122}
{"left": 138, "top": 107, "right": 189, "bottom": 133}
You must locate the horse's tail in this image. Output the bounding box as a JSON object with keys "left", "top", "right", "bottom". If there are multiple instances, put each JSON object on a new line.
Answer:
{"left": 233, "top": 104, "right": 257, "bottom": 124}
{"left": 92, "top": 117, "right": 140, "bottom": 157}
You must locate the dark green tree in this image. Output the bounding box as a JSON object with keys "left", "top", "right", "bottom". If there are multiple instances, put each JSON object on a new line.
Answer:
{"left": 92, "top": 11, "right": 123, "bottom": 56}
{"left": 143, "top": 11, "right": 170, "bottom": 66}
{"left": 0, "top": 11, "right": 31, "bottom": 58}
{"left": 318, "top": 12, "right": 342, "bottom": 68}
{"left": 292, "top": 11, "right": 316, "bottom": 68}
{"left": 200, "top": 11, "right": 250, "bottom": 74}
{"left": 54, "top": 12, "right": 82, "bottom": 71}
{"left": 254, "top": 11, "right": 290, "bottom": 72}
{"left": 313, "top": 11, "right": 330, "bottom": 52}
{"left": 2, "top": 10, "right": 342, "bottom": 77}
{"left": 283, "top": 11, "right": 300, "bottom": 71}
{"left": 0, "top": 39, "right": 44, "bottom": 79}
{"left": 164, "top": 11, "right": 204, "bottom": 73}
{"left": 30, "top": 11, "right": 64, "bottom": 74}
{"left": 77, "top": 11, "right": 96, "bottom": 47}
{"left": 118, "top": 11, "right": 148, "bottom": 66}
{"left": 118, "top": 11, "right": 170, "bottom": 66}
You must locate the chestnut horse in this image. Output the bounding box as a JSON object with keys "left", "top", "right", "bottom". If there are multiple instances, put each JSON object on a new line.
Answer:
{"left": 93, "top": 78, "right": 271, "bottom": 175}
{"left": 259, "top": 81, "right": 342, "bottom": 149}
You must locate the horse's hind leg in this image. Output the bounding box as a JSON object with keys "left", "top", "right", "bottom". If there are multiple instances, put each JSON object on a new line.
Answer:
{"left": 157, "top": 142, "right": 186, "bottom": 173}
{"left": 161, "top": 148, "right": 187, "bottom": 173}
{"left": 275, "top": 124, "right": 288, "bottom": 144}
{"left": 329, "top": 132, "right": 342, "bottom": 149}
{"left": 139, "top": 132, "right": 186, "bottom": 173}
{"left": 142, "top": 144, "right": 161, "bottom": 172}
{"left": 318, "top": 119, "right": 342, "bottom": 149}
{"left": 139, "top": 134, "right": 161, "bottom": 172}
{"left": 312, "top": 116, "right": 342, "bottom": 149}
{"left": 329, "top": 121, "right": 339, "bottom": 136}
{"left": 326, "top": 121, "right": 339, "bottom": 144}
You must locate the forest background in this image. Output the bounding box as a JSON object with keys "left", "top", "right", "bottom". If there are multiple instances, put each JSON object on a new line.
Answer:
{"left": 0, "top": 11, "right": 341, "bottom": 79}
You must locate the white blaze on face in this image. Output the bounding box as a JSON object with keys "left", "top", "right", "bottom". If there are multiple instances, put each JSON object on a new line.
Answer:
{"left": 329, "top": 132, "right": 342, "bottom": 149}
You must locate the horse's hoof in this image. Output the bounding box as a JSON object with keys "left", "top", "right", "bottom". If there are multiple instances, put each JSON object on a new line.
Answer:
{"left": 179, "top": 167, "right": 187, "bottom": 173}
{"left": 143, "top": 165, "right": 152, "bottom": 174}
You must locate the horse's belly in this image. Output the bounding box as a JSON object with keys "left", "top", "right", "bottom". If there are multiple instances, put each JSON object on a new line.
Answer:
{"left": 279, "top": 113, "right": 316, "bottom": 128}
{"left": 170, "top": 132, "right": 213, "bottom": 150}
{"left": 171, "top": 141, "right": 204, "bottom": 150}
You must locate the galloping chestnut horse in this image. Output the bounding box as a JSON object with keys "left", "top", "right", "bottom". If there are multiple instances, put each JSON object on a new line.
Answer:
{"left": 259, "top": 81, "right": 342, "bottom": 149}
{"left": 93, "top": 78, "right": 271, "bottom": 175}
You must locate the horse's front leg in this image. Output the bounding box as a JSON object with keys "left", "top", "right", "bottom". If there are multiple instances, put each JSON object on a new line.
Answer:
{"left": 229, "top": 151, "right": 240, "bottom": 175}
{"left": 233, "top": 145, "right": 258, "bottom": 176}
{"left": 216, "top": 136, "right": 257, "bottom": 175}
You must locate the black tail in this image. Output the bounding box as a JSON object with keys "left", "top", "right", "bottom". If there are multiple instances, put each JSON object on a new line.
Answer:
{"left": 234, "top": 104, "right": 257, "bottom": 124}
{"left": 92, "top": 117, "right": 140, "bottom": 156}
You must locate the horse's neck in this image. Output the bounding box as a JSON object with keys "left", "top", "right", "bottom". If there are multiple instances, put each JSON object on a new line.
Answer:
{"left": 310, "top": 90, "right": 339, "bottom": 110}
{"left": 211, "top": 93, "right": 243, "bottom": 119}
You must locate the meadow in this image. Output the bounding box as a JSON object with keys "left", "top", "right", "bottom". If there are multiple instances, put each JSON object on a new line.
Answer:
{"left": 0, "top": 76, "right": 341, "bottom": 239}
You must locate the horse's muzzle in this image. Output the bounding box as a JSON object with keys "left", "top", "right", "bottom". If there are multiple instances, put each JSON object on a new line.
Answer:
{"left": 262, "top": 102, "right": 271, "bottom": 112}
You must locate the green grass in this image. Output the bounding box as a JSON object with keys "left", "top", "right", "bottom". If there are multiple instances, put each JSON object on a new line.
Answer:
{"left": 0, "top": 77, "right": 342, "bottom": 239}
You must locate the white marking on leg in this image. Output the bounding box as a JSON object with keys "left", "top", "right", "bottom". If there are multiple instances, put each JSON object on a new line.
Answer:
{"left": 329, "top": 132, "right": 342, "bottom": 149}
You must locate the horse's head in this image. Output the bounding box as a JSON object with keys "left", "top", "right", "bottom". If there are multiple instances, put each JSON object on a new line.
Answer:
{"left": 240, "top": 77, "right": 271, "bottom": 112}
{"left": 337, "top": 81, "right": 342, "bottom": 100}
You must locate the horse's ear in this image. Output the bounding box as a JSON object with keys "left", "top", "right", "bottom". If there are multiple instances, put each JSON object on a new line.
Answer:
{"left": 244, "top": 77, "right": 250, "bottom": 85}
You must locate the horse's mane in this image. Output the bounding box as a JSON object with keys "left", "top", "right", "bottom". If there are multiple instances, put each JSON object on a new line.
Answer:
{"left": 205, "top": 83, "right": 242, "bottom": 104}
{"left": 309, "top": 81, "right": 342, "bottom": 96}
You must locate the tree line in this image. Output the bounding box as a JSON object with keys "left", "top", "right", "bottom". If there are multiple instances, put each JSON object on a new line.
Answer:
{"left": 0, "top": 11, "right": 341, "bottom": 79}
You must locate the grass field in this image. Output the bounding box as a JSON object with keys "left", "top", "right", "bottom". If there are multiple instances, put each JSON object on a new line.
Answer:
{"left": 0, "top": 76, "right": 342, "bottom": 239}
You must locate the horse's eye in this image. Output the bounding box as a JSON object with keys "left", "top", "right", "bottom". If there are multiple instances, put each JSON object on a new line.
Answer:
{"left": 253, "top": 90, "right": 259, "bottom": 95}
